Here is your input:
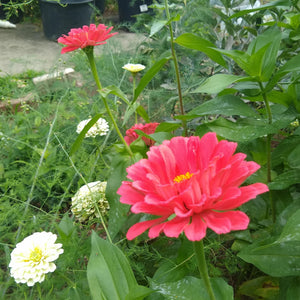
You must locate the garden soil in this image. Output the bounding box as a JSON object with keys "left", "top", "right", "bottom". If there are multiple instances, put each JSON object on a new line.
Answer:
{"left": 0, "top": 22, "right": 145, "bottom": 77}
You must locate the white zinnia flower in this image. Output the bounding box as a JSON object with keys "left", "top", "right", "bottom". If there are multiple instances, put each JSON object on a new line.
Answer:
{"left": 71, "top": 181, "right": 109, "bottom": 222}
{"left": 76, "top": 118, "right": 109, "bottom": 138}
{"left": 9, "top": 232, "right": 64, "bottom": 287}
{"left": 122, "top": 63, "right": 146, "bottom": 73}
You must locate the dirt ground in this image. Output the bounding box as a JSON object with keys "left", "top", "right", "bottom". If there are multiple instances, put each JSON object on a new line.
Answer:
{"left": 0, "top": 22, "right": 146, "bottom": 77}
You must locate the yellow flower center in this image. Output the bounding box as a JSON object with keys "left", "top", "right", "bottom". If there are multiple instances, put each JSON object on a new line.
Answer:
{"left": 29, "top": 247, "right": 43, "bottom": 263}
{"left": 173, "top": 172, "right": 194, "bottom": 183}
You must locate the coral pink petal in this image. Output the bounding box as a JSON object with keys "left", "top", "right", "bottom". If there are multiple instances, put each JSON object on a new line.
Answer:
{"left": 131, "top": 202, "right": 173, "bottom": 215}
{"left": 214, "top": 183, "right": 269, "bottom": 210}
{"left": 184, "top": 214, "right": 207, "bottom": 241}
{"left": 213, "top": 140, "right": 237, "bottom": 167}
{"left": 146, "top": 144, "right": 177, "bottom": 184}
{"left": 163, "top": 217, "right": 190, "bottom": 238}
{"left": 126, "top": 217, "right": 167, "bottom": 240}
{"left": 149, "top": 223, "right": 166, "bottom": 238}
{"left": 203, "top": 211, "right": 249, "bottom": 234}
{"left": 198, "top": 132, "right": 218, "bottom": 169}
{"left": 226, "top": 211, "right": 250, "bottom": 230}
{"left": 117, "top": 182, "right": 144, "bottom": 205}
{"left": 58, "top": 23, "right": 117, "bottom": 54}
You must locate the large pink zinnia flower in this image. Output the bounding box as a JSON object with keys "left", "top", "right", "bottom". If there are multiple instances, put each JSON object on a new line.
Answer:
{"left": 57, "top": 24, "right": 118, "bottom": 54}
{"left": 124, "top": 123, "right": 160, "bottom": 146}
{"left": 117, "top": 133, "right": 268, "bottom": 241}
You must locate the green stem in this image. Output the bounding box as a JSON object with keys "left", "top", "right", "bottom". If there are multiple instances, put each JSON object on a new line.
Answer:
{"left": 84, "top": 47, "right": 133, "bottom": 157}
{"left": 164, "top": 0, "right": 187, "bottom": 136}
{"left": 258, "top": 81, "right": 275, "bottom": 222}
{"left": 132, "top": 73, "right": 138, "bottom": 123}
{"left": 193, "top": 240, "right": 216, "bottom": 300}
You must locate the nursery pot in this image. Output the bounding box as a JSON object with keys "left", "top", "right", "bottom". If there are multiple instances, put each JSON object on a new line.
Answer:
{"left": 117, "top": 0, "right": 152, "bottom": 22}
{"left": 40, "top": 0, "right": 95, "bottom": 41}
{"left": 95, "top": 0, "right": 105, "bottom": 14}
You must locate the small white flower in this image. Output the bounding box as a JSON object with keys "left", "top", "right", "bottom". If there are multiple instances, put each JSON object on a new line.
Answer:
{"left": 71, "top": 181, "right": 109, "bottom": 222}
{"left": 9, "top": 232, "right": 64, "bottom": 287}
{"left": 122, "top": 63, "right": 146, "bottom": 73}
{"left": 263, "top": 14, "right": 274, "bottom": 24}
{"left": 76, "top": 118, "right": 109, "bottom": 138}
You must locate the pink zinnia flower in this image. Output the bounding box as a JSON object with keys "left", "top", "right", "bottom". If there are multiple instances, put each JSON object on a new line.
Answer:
{"left": 117, "top": 133, "right": 268, "bottom": 241}
{"left": 58, "top": 24, "right": 118, "bottom": 54}
{"left": 124, "top": 123, "right": 160, "bottom": 146}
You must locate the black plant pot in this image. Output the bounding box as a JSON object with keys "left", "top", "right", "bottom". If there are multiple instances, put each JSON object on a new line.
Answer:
{"left": 95, "top": 0, "right": 105, "bottom": 14}
{"left": 117, "top": 0, "right": 152, "bottom": 22}
{"left": 40, "top": 0, "right": 95, "bottom": 41}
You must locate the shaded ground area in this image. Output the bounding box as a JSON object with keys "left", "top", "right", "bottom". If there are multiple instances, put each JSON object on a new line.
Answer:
{"left": 0, "top": 22, "right": 145, "bottom": 77}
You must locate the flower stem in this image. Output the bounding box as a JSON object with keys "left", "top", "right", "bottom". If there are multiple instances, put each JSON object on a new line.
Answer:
{"left": 193, "top": 240, "right": 216, "bottom": 300}
{"left": 132, "top": 73, "right": 138, "bottom": 123}
{"left": 164, "top": 0, "right": 187, "bottom": 136}
{"left": 84, "top": 47, "right": 133, "bottom": 157}
{"left": 258, "top": 81, "right": 275, "bottom": 222}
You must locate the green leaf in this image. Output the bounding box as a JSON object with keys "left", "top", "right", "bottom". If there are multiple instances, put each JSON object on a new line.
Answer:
{"left": 149, "top": 15, "right": 180, "bottom": 37}
{"left": 175, "top": 33, "right": 227, "bottom": 67}
{"left": 87, "top": 232, "right": 137, "bottom": 300}
{"left": 99, "top": 85, "right": 130, "bottom": 105}
{"left": 268, "top": 170, "right": 300, "bottom": 190}
{"left": 134, "top": 54, "right": 172, "bottom": 102}
{"left": 57, "top": 214, "right": 75, "bottom": 239}
{"left": 247, "top": 27, "right": 281, "bottom": 81}
{"left": 229, "top": 0, "right": 291, "bottom": 19}
{"left": 156, "top": 122, "right": 182, "bottom": 132}
{"left": 70, "top": 113, "right": 104, "bottom": 156}
{"left": 239, "top": 240, "right": 300, "bottom": 277}
{"left": 150, "top": 276, "right": 233, "bottom": 300}
{"left": 239, "top": 211, "right": 300, "bottom": 277}
{"left": 193, "top": 74, "right": 247, "bottom": 94}
{"left": 195, "top": 106, "right": 297, "bottom": 142}
{"left": 177, "top": 95, "right": 257, "bottom": 120}
{"left": 149, "top": 132, "right": 174, "bottom": 144}
{"left": 213, "top": 49, "right": 251, "bottom": 74}
{"left": 216, "top": 28, "right": 281, "bottom": 81}
{"left": 125, "top": 285, "right": 153, "bottom": 300}
{"left": 237, "top": 276, "right": 279, "bottom": 299}
{"left": 288, "top": 143, "right": 300, "bottom": 169}
{"left": 152, "top": 260, "right": 187, "bottom": 284}
{"left": 123, "top": 102, "right": 140, "bottom": 126}
{"left": 271, "top": 135, "right": 300, "bottom": 167}
{"left": 277, "top": 209, "right": 300, "bottom": 243}
{"left": 136, "top": 105, "right": 150, "bottom": 123}
{"left": 279, "top": 277, "right": 300, "bottom": 300}
{"left": 267, "top": 53, "right": 300, "bottom": 91}
{"left": 150, "top": 20, "right": 168, "bottom": 37}
{"left": 135, "top": 130, "right": 174, "bottom": 145}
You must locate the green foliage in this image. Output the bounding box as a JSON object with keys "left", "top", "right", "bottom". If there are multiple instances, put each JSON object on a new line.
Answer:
{"left": 87, "top": 232, "right": 152, "bottom": 300}
{"left": 1, "top": 0, "right": 300, "bottom": 298}
{"left": 150, "top": 276, "right": 234, "bottom": 300}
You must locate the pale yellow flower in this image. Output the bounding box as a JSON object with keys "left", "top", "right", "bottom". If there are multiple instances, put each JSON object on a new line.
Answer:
{"left": 71, "top": 181, "right": 109, "bottom": 222}
{"left": 9, "top": 232, "right": 63, "bottom": 286}
{"left": 122, "top": 63, "right": 146, "bottom": 73}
